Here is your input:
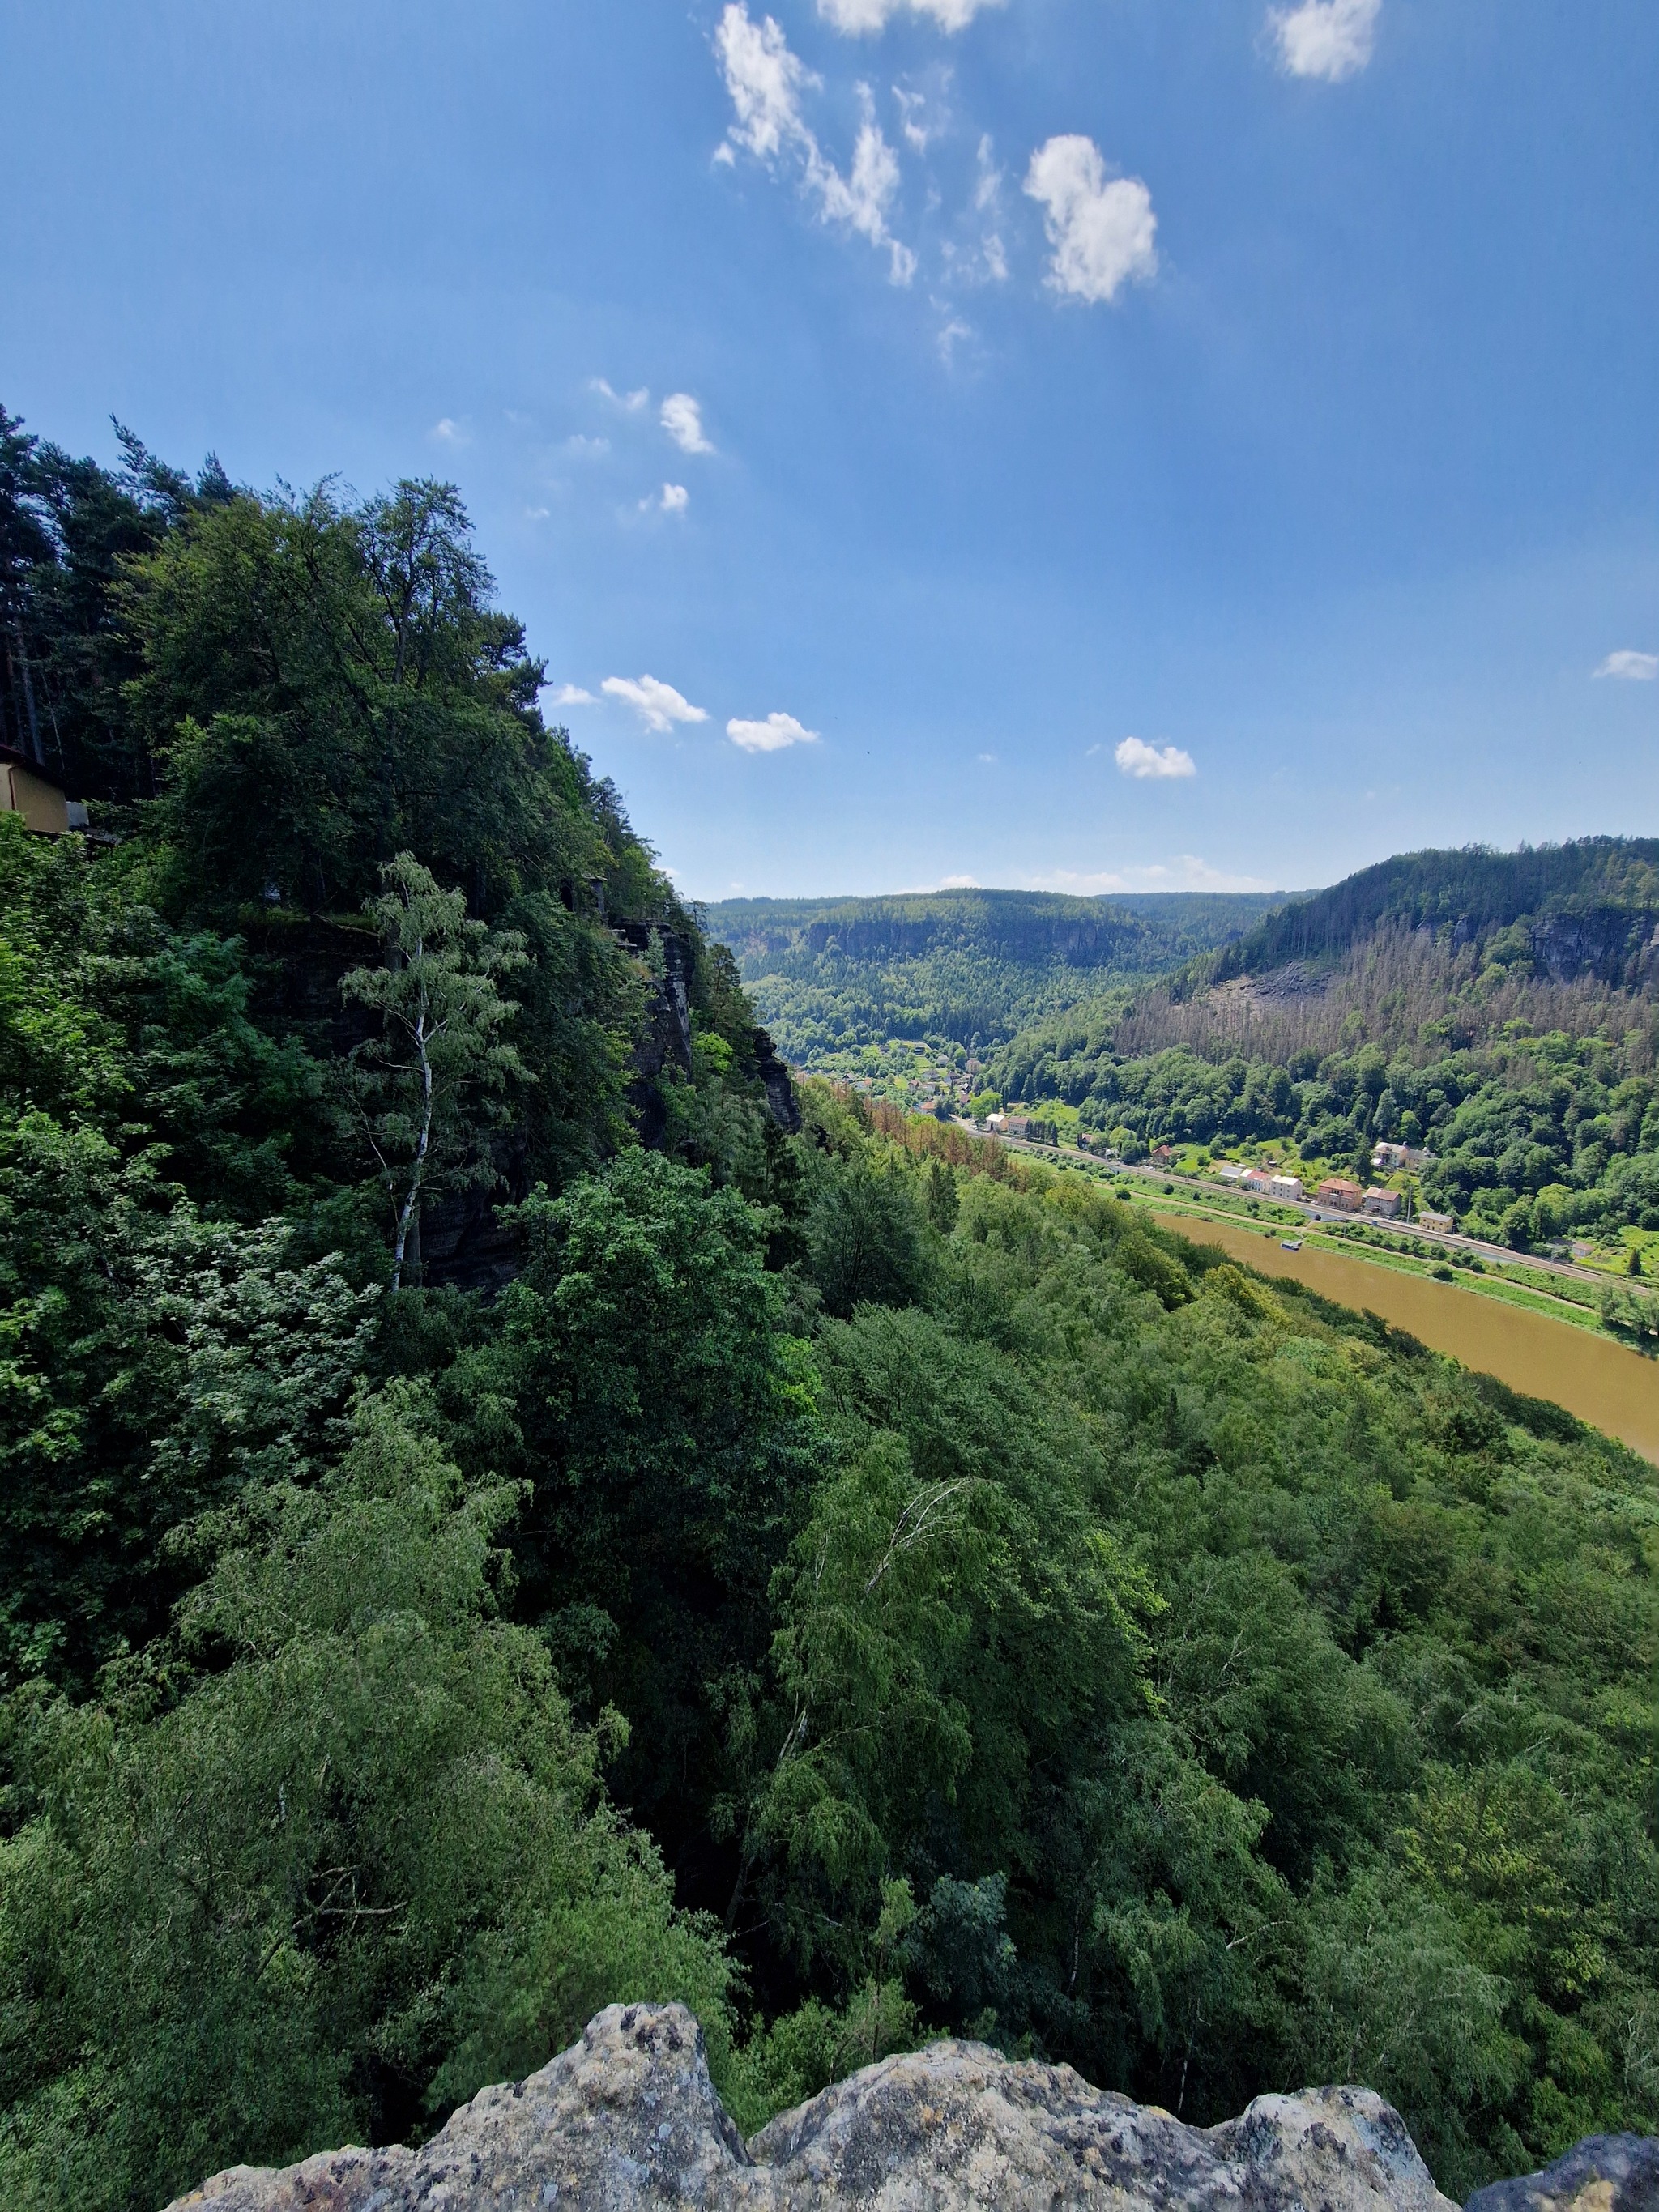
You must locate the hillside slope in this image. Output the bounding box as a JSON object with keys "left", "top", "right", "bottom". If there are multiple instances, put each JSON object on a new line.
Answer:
{"left": 1196, "top": 838, "right": 1659, "bottom": 996}
{"left": 706, "top": 889, "right": 1287, "bottom": 1073}
{"left": 990, "top": 842, "right": 1659, "bottom": 1254}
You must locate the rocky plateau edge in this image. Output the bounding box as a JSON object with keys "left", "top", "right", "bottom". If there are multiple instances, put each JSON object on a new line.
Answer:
{"left": 164, "top": 2001, "right": 1658, "bottom": 2212}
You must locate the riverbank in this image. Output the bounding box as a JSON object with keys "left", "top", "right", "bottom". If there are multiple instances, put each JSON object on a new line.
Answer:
{"left": 990, "top": 1138, "right": 1659, "bottom": 1460}
{"left": 1137, "top": 1206, "right": 1659, "bottom": 1461}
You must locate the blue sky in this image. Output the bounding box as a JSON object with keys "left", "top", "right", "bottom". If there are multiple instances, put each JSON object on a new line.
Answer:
{"left": 3, "top": 0, "right": 1657, "bottom": 901}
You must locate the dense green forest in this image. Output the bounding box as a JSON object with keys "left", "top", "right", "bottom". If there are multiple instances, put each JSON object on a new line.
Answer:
{"left": 989, "top": 844, "right": 1659, "bottom": 1250}
{"left": 1, "top": 413, "right": 1656, "bottom": 2211}
{"left": 707, "top": 889, "right": 1286, "bottom": 1085}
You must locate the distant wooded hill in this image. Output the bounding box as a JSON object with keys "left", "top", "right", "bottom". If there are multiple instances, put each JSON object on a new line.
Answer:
{"left": 1107, "top": 837, "right": 1659, "bottom": 1067}
{"left": 1197, "top": 837, "right": 1659, "bottom": 991}
{"left": 705, "top": 889, "right": 1289, "bottom": 1062}
{"left": 986, "top": 840, "right": 1659, "bottom": 1252}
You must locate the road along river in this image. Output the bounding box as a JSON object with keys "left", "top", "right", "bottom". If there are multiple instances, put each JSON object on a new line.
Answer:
{"left": 1151, "top": 1210, "right": 1659, "bottom": 1463}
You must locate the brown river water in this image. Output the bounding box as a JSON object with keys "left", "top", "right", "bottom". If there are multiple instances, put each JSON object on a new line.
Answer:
{"left": 1149, "top": 1210, "right": 1659, "bottom": 1463}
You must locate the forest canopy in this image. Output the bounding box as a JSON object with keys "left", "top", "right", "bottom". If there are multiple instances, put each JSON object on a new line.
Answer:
{"left": 0, "top": 410, "right": 1654, "bottom": 2212}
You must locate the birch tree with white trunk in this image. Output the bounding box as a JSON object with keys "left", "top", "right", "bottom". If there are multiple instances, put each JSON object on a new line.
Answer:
{"left": 342, "top": 852, "right": 527, "bottom": 1290}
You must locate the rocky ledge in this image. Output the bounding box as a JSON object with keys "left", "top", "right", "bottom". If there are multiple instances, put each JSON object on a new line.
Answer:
{"left": 167, "top": 2001, "right": 1653, "bottom": 2212}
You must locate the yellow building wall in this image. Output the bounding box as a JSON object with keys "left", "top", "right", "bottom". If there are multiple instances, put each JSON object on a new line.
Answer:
{"left": 2, "top": 763, "right": 70, "bottom": 835}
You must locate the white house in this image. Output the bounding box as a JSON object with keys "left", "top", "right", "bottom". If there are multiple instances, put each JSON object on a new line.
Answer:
{"left": 1268, "top": 1174, "right": 1304, "bottom": 1203}
{"left": 1372, "top": 1140, "right": 1433, "bottom": 1173}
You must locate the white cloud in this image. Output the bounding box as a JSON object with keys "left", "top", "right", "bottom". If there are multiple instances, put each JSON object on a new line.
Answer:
{"left": 1115, "top": 735, "right": 1196, "bottom": 779}
{"left": 1028, "top": 857, "right": 1273, "bottom": 893}
{"left": 658, "top": 483, "right": 690, "bottom": 514}
{"left": 817, "top": 0, "right": 1002, "bottom": 31}
{"left": 976, "top": 751, "right": 996, "bottom": 763}
{"left": 602, "top": 675, "right": 709, "bottom": 732}
{"left": 937, "top": 314, "right": 973, "bottom": 363}
{"left": 970, "top": 134, "right": 1008, "bottom": 280}
{"left": 1025, "top": 137, "right": 1158, "bottom": 305}
{"left": 1594, "top": 649, "right": 1658, "bottom": 681}
{"left": 893, "top": 86, "right": 931, "bottom": 153}
{"left": 974, "top": 134, "right": 1001, "bottom": 210}
{"left": 661, "top": 393, "right": 714, "bottom": 454}
{"left": 430, "top": 417, "right": 468, "bottom": 444}
{"left": 937, "top": 872, "right": 981, "bottom": 887}
{"left": 548, "top": 684, "right": 596, "bottom": 706}
{"left": 727, "top": 710, "right": 820, "bottom": 752}
{"left": 1270, "top": 0, "right": 1381, "bottom": 82}
{"left": 715, "top": 7, "right": 915, "bottom": 284}
{"left": 718, "top": 3, "right": 817, "bottom": 161}
{"left": 591, "top": 378, "right": 649, "bottom": 411}
{"left": 818, "top": 88, "right": 915, "bottom": 283}
{"left": 564, "top": 433, "right": 610, "bottom": 457}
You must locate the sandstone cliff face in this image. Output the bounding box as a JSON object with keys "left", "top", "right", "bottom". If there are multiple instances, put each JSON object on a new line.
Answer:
{"left": 167, "top": 2000, "right": 1465, "bottom": 2212}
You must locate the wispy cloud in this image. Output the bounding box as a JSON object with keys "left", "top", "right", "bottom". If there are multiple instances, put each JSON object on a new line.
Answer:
{"left": 639, "top": 482, "right": 691, "bottom": 514}
{"left": 591, "top": 378, "right": 650, "bottom": 411}
{"left": 602, "top": 675, "right": 709, "bottom": 732}
{"left": 715, "top": 6, "right": 916, "bottom": 285}
{"left": 1593, "top": 649, "right": 1658, "bottom": 681}
{"left": 430, "top": 417, "right": 469, "bottom": 445}
{"left": 817, "top": 0, "right": 1002, "bottom": 31}
{"left": 1028, "top": 857, "right": 1273, "bottom": 893}
{"left": 1115, "top": 736, "right": 1196, "bottom": 780}
{"left": 893, "top": 85, "right": 932, "bottom": 153}
{"left": 564, "top": 433, "right": 610, "bottom": 457}
{"left": 727, "top": 710, "right": 820, "bottom": 752}
{"left": 1025, "top": 137, "right": 1158, "bottom": 305}
{"left": 547, "top": 684, "right": 596, "bottom": 706}
{"left": 661, "top": 394, "right": 714, "bottom": 454}
{"left": 1270, "top": 0, "right": 1381, "bottom": 82}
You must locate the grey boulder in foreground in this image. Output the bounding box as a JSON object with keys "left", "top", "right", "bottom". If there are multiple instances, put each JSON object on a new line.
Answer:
{"left": 1465, "top": 2134, "right": 1659, "bottom": 2212}
{"left": 162, "top": 1997, "right": 1573, "bottom": 2212}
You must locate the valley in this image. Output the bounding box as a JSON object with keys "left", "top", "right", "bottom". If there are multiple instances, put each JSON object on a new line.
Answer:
{"left": 1, "top": 405, "right": 1654, "bottom": 2210}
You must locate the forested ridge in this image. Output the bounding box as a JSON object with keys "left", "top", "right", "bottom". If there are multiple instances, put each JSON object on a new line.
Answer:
{"left": 1, "top": 412, "right": 1656, "bottom": 2211}
{"left": 707, "top": 889, "right": 1286, "bottom": 1071}
{"left": 988, "top": 842, "right": 1659, "bottom": 1254}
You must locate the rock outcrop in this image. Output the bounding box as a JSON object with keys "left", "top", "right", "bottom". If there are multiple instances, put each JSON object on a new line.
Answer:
{"left": 1465, "top": 2133, "right": 1659, "bottom": 2212}
{"left": 168, "top": 2000, "right": 1462, "bottom": 2212}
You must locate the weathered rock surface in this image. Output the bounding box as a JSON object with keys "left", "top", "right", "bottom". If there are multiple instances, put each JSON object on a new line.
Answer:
{"left": 167, "top": 2000, "right": 1462, "bottom": 2212}
{"left": 1465, "top": 2134, "right": 1659, "bottom": 2212}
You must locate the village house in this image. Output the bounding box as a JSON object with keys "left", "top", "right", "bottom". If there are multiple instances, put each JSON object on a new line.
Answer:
{"left": 1316, "top": 1176, "right": 1365, "bottom": 1211}
{"left": 1151, "top": 1144, "right": 1175, "bottom": 1164}
{"left": 1363, "top": 1187, "right": 1401, "bottom": 1218}
{"left": 1241, "top": 1167, "right": 1273, "bottom": 1192}
{"left": 0, "top": 746, "right": 83, "bottom": 836}
{"left": 1215, "top": 1163, "right": 1246, "bottom": 1183}
{"left": 1419, "top": 1211, "right": 1455, "bottom": 1233}
{"left": 1371, "top": 1140, "right": 1433, "bottom": 1173}
{"left": 1268, "top": 1173, "right": 1304, "bottom": 1202}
